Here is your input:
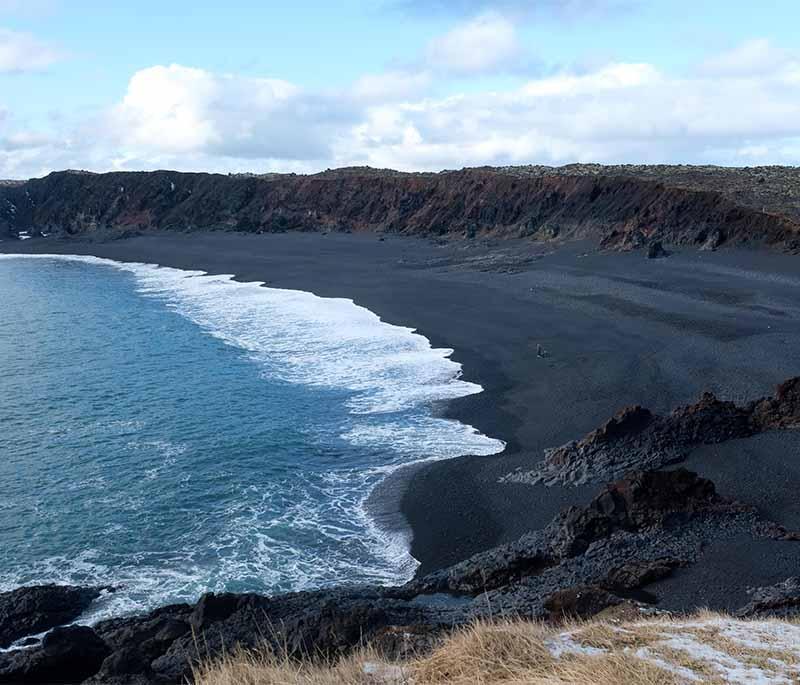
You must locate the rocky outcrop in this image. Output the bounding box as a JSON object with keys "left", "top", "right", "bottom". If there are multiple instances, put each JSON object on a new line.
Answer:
{"left": 83, "top": 589, "right": 451, "bottom": 684}
{"left": 646, "top": 240, "right": 669, "bottom": 258}
{"left": 1, "top": 466, "right": 764, "bottom": 684}
{"left": 409, "top": 469, "right": 745, "bottom": 604}
{"left": 0, "top": 626, "right": 110, "bottom": 684}
{"left": 3, "top": 378, "right": 800, "bottom": 683}
{"left": 2, "top": 166, "right": 799, "bottom": 253}
{"left": 546, "top": 469, "right": 746, "bottom": 557}
{"left": 540, "top": 560, "right": 684, "bottom": 620}
{"left": 542, "top": 585, "right": 625, "bottom": 620}
{"left": 507, "top": 378, "right": 800, "bottom": 486}
{"left": 736, "top": 578, "right": 800, "bottom": 619}
{"left": 0, "top": 585, "right": 103, "bottom": 648}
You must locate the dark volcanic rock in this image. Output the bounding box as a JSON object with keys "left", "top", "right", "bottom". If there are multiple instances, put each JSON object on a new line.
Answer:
{"left": 0, "top": 585, "right": 102, "bottom": 648}
{"left": 0, "top": 464, "right": 778, "bottom": 683}
{"left": 750, "top": 377, "right": 800, "bottom": 429}
{"left": 646, "top": 240, "right": 669, "bottom": 258}
{"left": 546, "top": 469, "right": 742, "bottom": 558}
{"left": 543, "top": 585, "right": 624, "bottom": 620}
{"left": 5, "top": 378, "right": 800, "bottom": 682}
{"left": 509, "top": 378, "right": 800, "bottom": 486}
{"left": 594, "top": 405, "right": 655, "bottom": 443}
{"left": 1, "top": 165, "right": 799, "bottom": 253}
{"left": 90, "top": 604, "right": 193, "bottom": 681}
{"left": 699, "top": 227, "right": 725, "bottom": 251}
{"left": 737, "top": 577, "right": 800, "bottom": 619}
{"left": 0, "top": 626, "right": 110, "bottom": 684}
{"left": 412, "top": 469, "right": 737, "bottom": 598}
{"left": 602, "top": 558, "right": 685, "bottom": 593}
{"left": 85, "top": 588, "right": 453, "bottom": 684}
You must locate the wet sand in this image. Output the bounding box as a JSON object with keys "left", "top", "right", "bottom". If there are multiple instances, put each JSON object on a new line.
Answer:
{"left": 5, "top": 231, "right": 800, "bottom": 607}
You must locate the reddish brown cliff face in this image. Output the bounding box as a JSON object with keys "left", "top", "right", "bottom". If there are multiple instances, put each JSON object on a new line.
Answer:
{"left": 2, "top": 166, "right": 799, "bottom": 252}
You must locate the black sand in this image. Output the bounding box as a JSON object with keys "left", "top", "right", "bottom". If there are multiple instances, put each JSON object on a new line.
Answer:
{"left": 5, "top": 232, "right": 800, "bottom": 608}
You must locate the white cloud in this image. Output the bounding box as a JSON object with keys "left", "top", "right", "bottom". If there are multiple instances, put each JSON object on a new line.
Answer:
{"left": 0, "top": 130, "right": 53, "bottom": 151}
{"left": 520, "top": 62, "right": 659, "bottom": 96}
{"left": 2, "top": 39, "right": 800, "bottom": 179}
{"left": 106, "top": 64, "right": 349, "bottom": 162}
{"left": 425, "top": 12, "right": 520, "bottom": 74}
{"left": 352, "top": 70, "right": 433, "bottom": 101}
{"left": 699, "top": 38, "right": 798, "bottom": 77}
{"left": 343, "top": 47, "right": 800, "bottom": 170}
{"left": 0, "top": 27, "right": 61, "bottom": 72}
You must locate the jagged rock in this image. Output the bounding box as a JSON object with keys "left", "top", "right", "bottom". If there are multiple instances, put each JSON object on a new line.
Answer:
{"left": 546, "top": 469, "right": 740, "bottom": 557}
{"left": 646, "top": 240, "right": 669, "bottom": 258}
{"left": 602, "top": 558, "right": 684, "bottom": 592}
{"left": 617, "top": 228, "right": 648, "bottom": 250}
{"left": 737, "top": 578, "right": 800, "bottom": 619}
{"left": 595, "top": 405, "right": 655, "bottom": 444}
{"left": 750, "top": 377, "right": 800, "bottom": 429}
{"left": 699, "top": 227, "right": 725, "bottom": 250}
{"left": 543, "top": 585, "right": 623, "bottom": 620}
{"left": 0, "top": 585, "right": 103, "bottom": 648}
{"left": 413, "top": 468, "right": 733, "bottom": 602}
{"left": 89, "top": 588, "right": 454, "bottom": 683}
{"left": 408, "top": 535, "right": 555, "bottom": 596}
{"left": 91, "top": 604, "right": 193, "bottom": 680}
{"left": 508, "top": 378, "right": 800, "bottom": 486}
{"left": 0, "top": 466, "right": 769, "bottom": 684}
{"left": 0, "top": 626, "right": 110, "bottom": 683}
{"left": 752, "top": 520, "right": 800, "bottom": 541}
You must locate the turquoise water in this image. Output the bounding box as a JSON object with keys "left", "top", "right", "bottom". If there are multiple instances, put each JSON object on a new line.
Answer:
{"left": 0, "top": 255, "right": 503, "bottom": 619}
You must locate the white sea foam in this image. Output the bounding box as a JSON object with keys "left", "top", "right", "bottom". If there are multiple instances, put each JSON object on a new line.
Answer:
{"left": 2, "top": 253, "right": 499, "bottom": 416}
{"left": 0, "top": 253, "right": 506, "bottom": 614}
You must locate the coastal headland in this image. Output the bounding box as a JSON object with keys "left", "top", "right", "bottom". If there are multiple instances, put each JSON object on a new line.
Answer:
{"left": 3, "top": 165, "right": 800, "bottom": 682}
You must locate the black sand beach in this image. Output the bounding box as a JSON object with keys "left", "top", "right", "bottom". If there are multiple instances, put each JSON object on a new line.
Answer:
{"left": 5, "top": 232, "right": 800, "bottom": 609}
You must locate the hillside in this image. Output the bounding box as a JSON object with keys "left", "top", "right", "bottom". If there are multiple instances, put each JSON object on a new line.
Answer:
{"left": 2, "top": 165, "right": 800, "bottom": 253}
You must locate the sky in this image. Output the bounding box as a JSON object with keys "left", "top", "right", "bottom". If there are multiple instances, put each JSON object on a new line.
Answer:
{"left": 1, "top": 0, "right": 799, "bottom": 178}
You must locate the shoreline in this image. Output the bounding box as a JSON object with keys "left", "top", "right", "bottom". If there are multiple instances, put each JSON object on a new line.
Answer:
{"left": 0, "top": 240, "right": 512, "bottom": 592}
{"left": 4, "top": 231, "right": 800, "bottom": 591}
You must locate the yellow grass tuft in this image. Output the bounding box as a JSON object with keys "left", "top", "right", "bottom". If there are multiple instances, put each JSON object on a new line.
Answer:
{"left": 195, "top": 611, "right": 800, "bottom": 685}
{"left": 192, "top": 645, "right": 407, "bottom": 685}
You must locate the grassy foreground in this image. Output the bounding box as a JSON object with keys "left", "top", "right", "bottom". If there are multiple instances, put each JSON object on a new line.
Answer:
{"left": 193, "top": 611, "right": 800, "bottom": 684}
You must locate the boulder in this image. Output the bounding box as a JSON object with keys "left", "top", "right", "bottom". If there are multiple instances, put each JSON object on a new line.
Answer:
{"left": 750, "top": 377, "right": 800, "bottom": 429}
{"left": 0, "top": 626, "right": 110, "bottom": 683}
{"left": 0, "top": 585, "right": 102, "bottom": 648}
{"left": 591, "top": 406, "right": 654, "bottom": 444}
{"left": 548, "top": 469, "right": 734, "bottom": 557}
{"left": 543, "top": 585, "right": 623, "bottom": 620}
{"left": 603, "top": 558, "right": 684, "bottom": 592}
{"left": 737, "top": 578, "right": 800, "bottom": 619}
{"left": 646, "top": 240, "right": 669, "bottom": 258}
{"left": 699, "top": 227, "right": 725, "bottom": 250}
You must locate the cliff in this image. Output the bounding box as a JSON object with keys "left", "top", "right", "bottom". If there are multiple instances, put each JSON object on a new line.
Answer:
{"left": 2, "top": 165, "right": 800, "bottom": 252}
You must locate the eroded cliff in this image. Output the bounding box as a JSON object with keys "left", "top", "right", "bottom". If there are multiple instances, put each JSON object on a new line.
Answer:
{"left": 2, "top": 165, "right": 799, "bottom": 252}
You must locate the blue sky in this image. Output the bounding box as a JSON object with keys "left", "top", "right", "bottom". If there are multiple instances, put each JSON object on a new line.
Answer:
{"left": 1, "top": 0, "right": 799, "bottom": 177}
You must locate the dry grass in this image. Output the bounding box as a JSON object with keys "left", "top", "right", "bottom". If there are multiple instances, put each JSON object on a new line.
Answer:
{"left": 192, "top": 646, "right": 408, "bottom": 685}
{"left": 194, "top": 612, "right": 800, "bottom": 685}
{"left": 411, "top": 619, "right": 680, "bottom": 685}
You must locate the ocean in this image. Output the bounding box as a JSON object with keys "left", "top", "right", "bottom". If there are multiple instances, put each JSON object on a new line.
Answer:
{"left": 0, "top": 254, "right": 503, "bottom": 621}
